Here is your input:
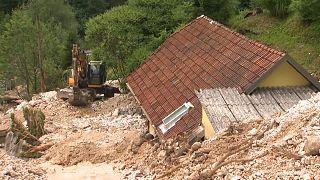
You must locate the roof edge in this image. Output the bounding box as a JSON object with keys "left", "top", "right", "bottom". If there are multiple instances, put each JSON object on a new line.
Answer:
{"left": 127, "top": 16, "right": 205, "bottom": 79}
{"left": 245, "top": 55, "right": 287, "bottom": 94}
{"left": 245, "top": 54, "right": 320, "bottom": 94}
{"left": 285, "top": 55, "right": 320, "bottom": 91}
{"left": 126, "top": 83, "right": 159, "bottom": 135}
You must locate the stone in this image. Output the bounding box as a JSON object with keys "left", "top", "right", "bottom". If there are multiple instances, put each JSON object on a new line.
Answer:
{"left": 248, "top": 128, "right": 257, "bottom": 136}
{"left": 112, "top": 108, "right": 119, "bottom": 117}
{"left": 119, "top": 164, "right": 126, "bottom": 170}
{"left": 144, "top": 133, "right": 154, "bottom": 140}
{"left": 301, "top": 173, "right": 312, "bottom": 180}
{"left": 189, "top": 172, "right": 199, "bottom": 180}
{"left": 304, "top": 136, "right": 320, "bottom": 156}
{"left": 200, "top": 168, "right": 212, "bottom": 178}
{"left": 191, "top": 142, "right": 202, "bottom": 152}
{"left": 231, "top": 175, "right": 241, "bottom": 180}
{"left": 2, "top": 170, "right": 10, "bottom": 176}
{"left": 158, "top": 150, "right": 167, "bottom": 159}
{"left": 175, "top": 146, "right": 188, "bottom": 157}
{"left": 193, "top": 164, "right": 202, "bottom": 171}
{"left": 199, "top": 148, "right": 211, "bottom": 154}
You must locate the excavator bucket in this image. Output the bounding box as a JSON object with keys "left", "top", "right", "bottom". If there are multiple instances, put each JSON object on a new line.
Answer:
{"left": 57, "top": 87, "right": 90, "bottom": 106}
{"left": 68, "top": 87, "right": 90, "bottom": 106}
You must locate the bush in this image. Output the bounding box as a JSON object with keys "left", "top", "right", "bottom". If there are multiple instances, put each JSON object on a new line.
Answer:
{"left": 290, "top": 0, "right": 320, "bottom": 23}
{"left": 253, "top": 0, "right": 291, "bottom": 18}
{"left": 196, "top": 0, "right": 239, "bottom": 23}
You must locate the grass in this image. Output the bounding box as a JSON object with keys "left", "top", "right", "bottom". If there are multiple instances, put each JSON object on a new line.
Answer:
{"left": 230, "top": 11, "right": 320, "bottom": 76}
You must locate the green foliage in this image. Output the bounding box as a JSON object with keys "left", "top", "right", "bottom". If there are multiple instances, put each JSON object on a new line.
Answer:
{"left": 66, "top": 0, "right": 127, "bottom": 37}
{"left": 0, "top": 0, "right": 78, "bottom": 99}
{"left": 290, "top": 0, "right": 320, "bottom": 23}
{"left": 253, "top": 0, "right": 291, "bottom": 18}
{"left": 239, "top": 0, "right": 252, "bottom": 9}
{"left": 196, "top": 0, "right": 239, "bottom": 23}
{"left": 0, "top": 11, "right": 36, "bottom": 99}
{"left": 86, "top": 5, "right": 145, "bottom": 80}
{"left": 23, "top": 107, "right": 45, "bottom": 138}
{"left": 86, "top": 0, "right": 195, "bottom": 82}
{"left": 26, "top": 0, "right": 78, "bottom": 41}
{"left": 0, "top": 0, "right": 28, "bottom": 14}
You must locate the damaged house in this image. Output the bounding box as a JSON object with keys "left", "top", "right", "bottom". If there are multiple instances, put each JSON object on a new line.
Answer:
{"left": 127, "top": 15, "right": 320, "bottom": 140}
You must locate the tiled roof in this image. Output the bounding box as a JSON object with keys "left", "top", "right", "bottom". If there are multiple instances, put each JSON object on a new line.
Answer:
{"left": 196, "top": 87, "right": 316, "bottom": 132}
{"left": 127, "top": 15, "right": 289, "bottom": 139}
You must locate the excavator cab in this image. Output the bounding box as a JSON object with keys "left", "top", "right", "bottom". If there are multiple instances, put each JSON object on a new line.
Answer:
{"left": 87, "top": 61, "right": 106, "bottom": 88}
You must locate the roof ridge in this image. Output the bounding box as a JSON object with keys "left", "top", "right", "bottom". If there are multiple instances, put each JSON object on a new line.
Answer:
{"left": 128, "top": 16, "right": 205, "bottom": 76}
{"left": 199, "top": 15, "right": 286, "bottom": 57}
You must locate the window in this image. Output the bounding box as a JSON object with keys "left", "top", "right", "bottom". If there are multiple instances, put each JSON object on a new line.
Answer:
{"left": 159, "top": 102, "right": 194, "bottom": 134}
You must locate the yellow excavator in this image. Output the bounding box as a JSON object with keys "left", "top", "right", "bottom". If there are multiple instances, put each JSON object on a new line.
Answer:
{"left": 58, "top": 44, "right": 120, "bottom": 106}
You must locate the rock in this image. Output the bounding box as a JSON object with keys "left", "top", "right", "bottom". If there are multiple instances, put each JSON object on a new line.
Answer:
{"left": 153, "top": 143, "right": 160, "bottom": 149}
{"left": 304, "top": 136, "right": 320, "bottom": 156}
{"left": 193, "top": 164, "right": 202, "bottom": 171}
{"left": 144, "top": 133, "right": 154, "bottom": 140}
{"left": 119, "top": 164, "right": 126, "bottom": 170}
{"left": 191, "top": 142, "right": 201, "bottom": 152}
{"left": 175, "top": 146, "right": 188, "bottom": 157}
{"left": 2, "top": 170, "right": 11, "bottom": 176}
{"left": 199, "top": 147, "right": 211, "bottom": 154}
{"left": 133, "top": 136, "right": 145, "bottom": 147}
{"left": 200, "top": 168, "right": 212, "bottom": 178}
{"left": 301, "top": 157, "right": 312, "bottom": 165}
{"left": 301, "top": 173, "right": 312, "bottom": 180}
{"left": 189, "top": 172, "right": 199, "bottom": 180}
{"left": 134, "top": 170, "right": 143, "bottom": 178}
{"left": 158, "top": 150, "right": 167, "bottom": 158}
{"left": 248, "top": 128, "right": 257, "bottom": 136}
{"left": 112, "top": 108, "right": 119, "bottom": 117}
{"left": 231, "top": 175, "right": 241, "bottom": 180}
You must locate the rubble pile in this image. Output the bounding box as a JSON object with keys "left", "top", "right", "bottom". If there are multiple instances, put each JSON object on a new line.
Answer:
{"left": 1, "top": 91, "right": 148, "bottom": 179}
{"left": 116, "top": 93, "right": 320, "bottom": 179}
{"left": 1, "top": 90, "right": 320, "bottom": 179}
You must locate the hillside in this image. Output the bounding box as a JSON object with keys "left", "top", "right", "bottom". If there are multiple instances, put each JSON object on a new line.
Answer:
{"left": 230, "top": 12, "right": 320, "bottom": 76}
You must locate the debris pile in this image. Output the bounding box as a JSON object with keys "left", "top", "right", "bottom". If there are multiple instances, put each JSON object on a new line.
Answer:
{"left": 115, "top": 93, "right": 320, "bottom": 179}
{"left": 1, "top": 90, "right": 320, "bottom": 179}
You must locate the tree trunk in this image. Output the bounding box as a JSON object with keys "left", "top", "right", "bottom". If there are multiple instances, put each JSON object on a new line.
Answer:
{"left": 35, "top": 15, "right": 45, "bottom": 92}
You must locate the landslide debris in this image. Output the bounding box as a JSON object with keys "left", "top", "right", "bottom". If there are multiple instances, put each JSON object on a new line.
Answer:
{"left": 1, "top": 90, "right": 320, "bottom": 180}
{"left": 114, "top": 93, "right": 320, "bottom": 179}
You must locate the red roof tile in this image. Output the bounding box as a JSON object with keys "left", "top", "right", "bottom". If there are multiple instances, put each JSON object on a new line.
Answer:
{"left": 127, "top": 15, "right": 286, "bottom": 139}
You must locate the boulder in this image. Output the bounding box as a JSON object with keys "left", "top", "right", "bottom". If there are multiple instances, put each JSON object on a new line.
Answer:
{"left": 304, "top": 136, "right": 320, "bottom": 156}
{"left": 191, "top": 142, "right": 202, "bottom": 152}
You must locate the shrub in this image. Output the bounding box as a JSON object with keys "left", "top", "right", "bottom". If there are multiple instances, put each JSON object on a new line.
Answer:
{"left": 290, "top": 0, "right": 320, "bottom": 23}
{"left": 253, "top": 0, "right": 291, "bottom": 18}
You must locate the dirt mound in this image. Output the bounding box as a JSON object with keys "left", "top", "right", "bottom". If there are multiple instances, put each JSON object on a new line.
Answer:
{"left": 46, "top": 141, "right": 110, "bottom": 166}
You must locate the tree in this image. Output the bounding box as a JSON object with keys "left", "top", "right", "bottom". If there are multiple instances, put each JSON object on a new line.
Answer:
{"left": 0, "top": 11, "right": 36, "bottom": 99}
{"left": 0, "top": 0, "right": 77, "bottom": 99}
{"left": 86, "top": 0, "right": 195, "bottom": 85}
{"left": 253, "top": 0, "right": 291, "bottom": 18}
{"left": 290, "top": 0, "right": 320, "bottom": 23}
{"left": 0, "top": 0, "right": 28, "bottom": 14}
{"left": 66, "top": 0, "right": 127, "bottom": 37}
{"left": 195, "top": 0, "right": 239, "bottom": 23}
{"left": 24, "top": 0, "right": 78, "bottom": 91}
{"left": 86, "top": 5, "right": 145, "bottom": 82}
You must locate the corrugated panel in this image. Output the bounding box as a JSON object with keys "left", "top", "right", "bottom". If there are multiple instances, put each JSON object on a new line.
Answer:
{"left": 248, "top": 89, "right": 284, "bottom": 118}
{"left": 268, "top": 87, "right": 301, "bottom": 110}
{"left": 205, "top": 104, "right": 235, "bottom": 131}
{"left": 219, "top": 88, "right": 261, "bottom": 121}
{"left": 293, "top": 87, "right": 316, "bottom": 100}
{"left": 198, "top": 87, "right": 317, "bottom": 133}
